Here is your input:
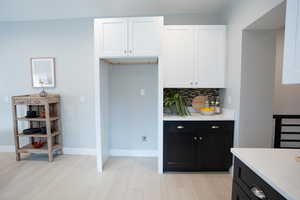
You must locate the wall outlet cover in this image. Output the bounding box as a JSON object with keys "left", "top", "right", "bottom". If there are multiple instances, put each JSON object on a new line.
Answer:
{"left": 142, "top": 136, "right": 147, "bottom": 142}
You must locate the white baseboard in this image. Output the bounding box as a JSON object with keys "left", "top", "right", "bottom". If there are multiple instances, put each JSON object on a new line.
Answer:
{"left": 110, "top": 149, "right": 158, "bottom": 157}
{"left": 63, "top": 148, "right": 96, "bottom": 155}
{"left": 0, "top": 145, "right": 96, "bottom": 155}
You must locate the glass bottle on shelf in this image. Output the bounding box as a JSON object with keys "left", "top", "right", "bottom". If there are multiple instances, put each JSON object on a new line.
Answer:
{"left": 215, "top": 96, "right": 222, "bottom": 114}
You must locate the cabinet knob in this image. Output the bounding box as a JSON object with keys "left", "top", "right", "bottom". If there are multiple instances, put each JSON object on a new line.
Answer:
{"left": 177, "top": 125, "right": 184, "bottom": 129}
{"left": 124, "top": 50, "right": 127, "bottom": 54}
{"left": 211, "top": 126, "right": 220, "bottom": 129}
{"left": 129, "top": 50, "right": 133, "bottom": 54}
{"left": 251, "top": 187, "right": 266, "bottom": 199}
{"left": 195, "top": 82, "right": 198, "bottom": 85}
{"left": 190, "top": 82, "right": 194, "bottom": 85}
{"left": 194, "top": 137, "right": 198, "bottom": 140}
{"left": 198, "top": 137, "right": 203, "bottom": 140}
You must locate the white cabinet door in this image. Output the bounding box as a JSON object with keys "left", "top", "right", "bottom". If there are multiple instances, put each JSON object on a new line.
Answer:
{"left": 162, "top": 26, "right": 196, "bottom": 88}
{"left": 283, "top": 0, "right": 300, "bottom": 84}
{"left": 195, "top": 26, "right": 226, "bottom": 88}
{"left": 98, "top": 18, "right": 128, "bottom": 57}
{"left": 128, "top": 17, "right": 163, "bottom": 57}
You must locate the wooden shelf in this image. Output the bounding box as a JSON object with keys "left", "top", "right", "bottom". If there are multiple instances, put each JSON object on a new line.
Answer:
{"left": 17, "top": 117, "right": 59, "bottom": 121}
{"left": 12, "top": 94, "right": 62, "bottom": 162}
{"left": 17, "top": 132, "right": 60, "bottom": 137}
{"left": 18, "top": 144, "right": 62, "bottom": 154}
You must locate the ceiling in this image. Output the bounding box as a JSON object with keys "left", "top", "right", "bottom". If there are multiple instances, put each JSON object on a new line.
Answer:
{"left": 0, "top": 0, "right": 230, "bottom": 21}
{"left": 246, "top": 2, "right": 286, "bottom": 30}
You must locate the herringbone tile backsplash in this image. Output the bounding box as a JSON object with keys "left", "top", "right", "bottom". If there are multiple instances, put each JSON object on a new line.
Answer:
{"left": 164, "top": 88, "right": 220, "bottom": 106}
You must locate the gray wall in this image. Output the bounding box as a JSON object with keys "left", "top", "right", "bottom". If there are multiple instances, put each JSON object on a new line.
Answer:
{"left": 0, "top": 19, "right": 96, "bottom": 148}
{"left": 225, "top": 0, "right": 284, "bottom": 146}
{"left": 239, "top": 30, "right": 276, "bottom": 147}
{"left": 109, "top": 64, "right": 158, "bottom": 151}
{"left": 273, "top": 29, "right": 300, "bottom": 115}
{"left": 0, "top": 0, "right": 227, "bottom": 22}
{"left": 0, "top": 14, "right": 222, "bottom": 150}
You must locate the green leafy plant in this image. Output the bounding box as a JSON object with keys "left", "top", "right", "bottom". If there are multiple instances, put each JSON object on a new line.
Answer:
{"left": 164, "top": 92, "right": 190, "bottom": 116}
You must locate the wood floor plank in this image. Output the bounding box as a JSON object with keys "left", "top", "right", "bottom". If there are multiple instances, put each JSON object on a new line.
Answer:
{"left": 0, "top": 153, "right": 232, "bottom": 200}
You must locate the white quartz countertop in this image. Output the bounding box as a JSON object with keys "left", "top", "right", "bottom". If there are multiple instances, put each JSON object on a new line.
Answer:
{"left": 231, "top": 148, "right": 300, "bottom": 200}
{"left": 163, "top": 109, "right": 235, "bottom": 121}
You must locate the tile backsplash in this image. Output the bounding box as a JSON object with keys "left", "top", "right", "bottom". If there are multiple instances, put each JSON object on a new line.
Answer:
{"left": 164, "top": 88, "right": 220, "bottom": 106}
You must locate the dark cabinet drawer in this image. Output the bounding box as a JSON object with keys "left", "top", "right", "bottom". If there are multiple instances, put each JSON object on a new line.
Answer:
{"left": 233, "top": 158, "right": 286, "bottom": 200}
{"left": 196, "top": 121, "right": 234, "bottom": 132}
{"left": 164, "top": 121, "right": 197, "bottom": 133}
{"left": 163, "top": 121, "right": 234, "bottom": 172}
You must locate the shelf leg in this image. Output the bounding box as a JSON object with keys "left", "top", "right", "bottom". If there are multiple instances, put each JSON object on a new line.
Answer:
{"left": 45, "top": 103, "right": 53, "bottom": 162}
{"left": 12, "top": 103, "right": 21, "bottom": 161}
{"left": 16, "top": 153, "right": 21, "bottom": 161}
{"left": 48, "top": 151, "right": 53, "bottom": 162}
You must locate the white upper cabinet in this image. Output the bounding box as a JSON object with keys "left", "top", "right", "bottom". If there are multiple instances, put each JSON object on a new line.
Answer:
{"left": 129, "top": 17, "right": 163, "bottom": 57}
{"left": 97, "top": 18, "right": 128, "bottom": 57}
{"left": 162, "top": 26, "right": 196, "bottom": 88}
{"left": 283, "top": 0, "right": 300, "bottom": 84}
{"left": 162, "top": 25, "right": 226, "bottom": 88}
{"left": 95, "top": 17, "right": 163, "bottom": 58}
{"left": 196, "top": 26, "right": 226, "bottom": 88}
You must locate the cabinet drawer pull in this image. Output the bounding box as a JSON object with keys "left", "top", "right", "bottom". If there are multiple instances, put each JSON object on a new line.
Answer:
{"left": 251, "top": 186, "right": 266, "bottom": 199}
{"left": 177, "top": 126, "right": 184, "bottom": 129}
{"left": 211, "top": 126, "right": 220, "bottom": 129}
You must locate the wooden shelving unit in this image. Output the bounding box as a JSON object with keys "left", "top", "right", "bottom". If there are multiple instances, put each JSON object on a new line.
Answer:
{"left": 12, "top": 94, "right": 63, "bottom": 162}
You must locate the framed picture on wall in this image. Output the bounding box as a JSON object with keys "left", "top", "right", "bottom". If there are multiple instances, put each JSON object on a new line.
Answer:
{"left": 31, "top": 57, "right": 56, "bottom": 88}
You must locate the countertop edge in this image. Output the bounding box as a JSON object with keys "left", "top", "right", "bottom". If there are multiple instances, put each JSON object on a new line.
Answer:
{"left": 163, "top": 109, "right": 235, "bottom": 121}
{"left": 231, "top": 148, "right": 295, "bottom": 200}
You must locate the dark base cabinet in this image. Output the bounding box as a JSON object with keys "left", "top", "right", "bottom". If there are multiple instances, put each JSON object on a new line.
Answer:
{"left": 232, "top": 158, "right": 287, "bottom": 200}
{"left": 163, "top": 121, "right": 234, "bottom": 172}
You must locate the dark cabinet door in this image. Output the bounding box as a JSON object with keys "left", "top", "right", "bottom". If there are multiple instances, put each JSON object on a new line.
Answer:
{"left": 163, "top": 122, "right": 197, "bottom": 171}
{"left": 197, "top": 122, "right": 234, "bottom": 171}
{"left": 233, "top": 158, "right": 287, "bottom": 200}
{"left": 232, "top": 182, "right": 250, "bottom": 200}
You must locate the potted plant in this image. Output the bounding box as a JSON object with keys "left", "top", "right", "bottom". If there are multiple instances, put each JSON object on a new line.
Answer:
{"left": 164, "top": 92, "right": 190, "bottom": 116}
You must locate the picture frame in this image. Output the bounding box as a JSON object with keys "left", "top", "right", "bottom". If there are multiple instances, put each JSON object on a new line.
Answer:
{"left": 31, "top": 57, "right": 56, "bottom": 88}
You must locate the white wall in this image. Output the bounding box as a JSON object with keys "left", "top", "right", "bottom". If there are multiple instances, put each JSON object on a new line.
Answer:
{"left": 273, "top": 29, "right": 300, "bottom": 114}
{"left": 225, "top": 0, "right": 285, "bottom": 146}
{"left": 0, "top": 19, "right": 96, "bottom": 149}
{"left": 239, "top": 30, "right": 276, "bottom": 147}
{"left": 108, "top": 64, "right": 158, "bottom": 152}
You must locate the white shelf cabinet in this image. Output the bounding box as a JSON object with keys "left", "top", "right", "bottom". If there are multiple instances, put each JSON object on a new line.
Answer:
{"left": 283, "top": 0, "right": 300, "bottom": 84}
{"left": 95, "top": 17, "right": 163, "bottom": 58}
{"left": 162, "top": 25, "right": 226, "bottom": 88}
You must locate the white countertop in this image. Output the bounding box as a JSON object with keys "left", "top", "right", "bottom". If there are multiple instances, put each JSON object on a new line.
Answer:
{"left": 163, "top": 109, "right": 235, "bottom": 121}
{"left": 231, "top": 148, "right": 300, "bottom": 200}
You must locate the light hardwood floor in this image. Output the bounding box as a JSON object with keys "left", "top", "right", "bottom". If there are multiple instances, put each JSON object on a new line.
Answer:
{"left": 0, "top": 153, "right": 232, "bottom": 200}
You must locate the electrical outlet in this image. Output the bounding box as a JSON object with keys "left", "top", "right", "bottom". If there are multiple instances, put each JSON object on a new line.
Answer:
{"left": 142, "top": 136, "right": 147, "bottom": 142}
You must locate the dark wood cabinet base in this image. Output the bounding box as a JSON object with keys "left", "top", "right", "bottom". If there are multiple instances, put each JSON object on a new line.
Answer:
{"left": 232, "top": 158, "right": 286, "bottom": 200}
{"left": 163, "top": 121, "right": 234, "bottom": 172}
